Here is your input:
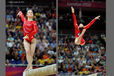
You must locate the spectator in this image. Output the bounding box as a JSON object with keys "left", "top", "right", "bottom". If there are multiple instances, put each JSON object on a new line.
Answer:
{"left": 58, "top": 33, "right": 106, "bottom": 75}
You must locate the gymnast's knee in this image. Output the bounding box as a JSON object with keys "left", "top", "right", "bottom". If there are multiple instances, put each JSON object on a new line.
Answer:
{"left": 26, "top": 50, "right": 31, "bottom": 55}
{"left": 74, "top": 41, "right": 80, "bottom": 45}
{"left": 74, "top": 38, "right": 80, "bottom": 45}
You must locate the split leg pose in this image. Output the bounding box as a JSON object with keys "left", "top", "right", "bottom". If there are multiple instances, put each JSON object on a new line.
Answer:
{"left": 71, "top": 7, "right": 100, "bottom": 46}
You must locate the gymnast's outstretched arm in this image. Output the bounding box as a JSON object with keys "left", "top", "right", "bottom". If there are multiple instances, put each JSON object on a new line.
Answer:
{"left": 84, "top": 16, "right": 100, "bottom": 29}
{"left": 17, "top": 11, "right": 26, "bottom": 22}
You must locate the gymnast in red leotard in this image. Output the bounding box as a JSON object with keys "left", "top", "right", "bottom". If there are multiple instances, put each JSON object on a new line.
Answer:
{"left": 17, "top": 9, "right": 37, "bottom": 71}
{"left": 71, "top": 7, "right": 100, "bottom": 46}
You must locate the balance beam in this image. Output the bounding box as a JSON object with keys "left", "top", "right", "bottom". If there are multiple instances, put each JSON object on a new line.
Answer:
{"left": 23, "top": 64, "right": 56, "bottom": 76}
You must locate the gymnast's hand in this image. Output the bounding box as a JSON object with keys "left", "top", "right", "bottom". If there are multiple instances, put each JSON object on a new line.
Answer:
{"left": 17, "top": 11, "right": 21, "bottom": 17}
{"left": 95, "top": 15, "right": 100, "bottom": 20}
{"left": 71, "top": 6, "right": 74, "bottom": 13}
{"left": 23, "top": 35, "right": 29, "bottom": 39}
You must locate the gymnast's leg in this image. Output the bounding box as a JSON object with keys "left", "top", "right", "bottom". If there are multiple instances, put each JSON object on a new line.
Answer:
{"left": 75, "top": 29, "right": 86, "bottom": 45}
{"left": 29, "top": 38, "right": 36, "bottom": 69}
{"left": 23, "top": 39, "right": 32, "bottom": 71}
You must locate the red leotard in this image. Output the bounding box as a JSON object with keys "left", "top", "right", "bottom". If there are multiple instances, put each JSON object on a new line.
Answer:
{"left": 19, "top": 11, "right": 38, "bottom": 43}
{"left": 72, "top": 13, "right": 96, "bottom": 45}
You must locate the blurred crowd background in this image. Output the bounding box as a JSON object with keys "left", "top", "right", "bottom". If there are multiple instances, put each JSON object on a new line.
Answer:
{"left": 58, "top": 32, "right": 106, "bottom": 75}
{"left": 5, "top": 0, "right": 56, "bottom": 66}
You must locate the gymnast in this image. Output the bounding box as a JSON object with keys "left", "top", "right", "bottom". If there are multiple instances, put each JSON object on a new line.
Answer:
{"left": 71, "top": 7, "right": 100, "bottom": 46}
{"left": 17, "top": 9, "right": 37, "bottom": 71}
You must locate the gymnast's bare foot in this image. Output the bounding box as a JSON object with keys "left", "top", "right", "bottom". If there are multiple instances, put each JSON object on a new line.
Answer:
{"left": 24, "top": 65, "right": 30, "bottom": 71}
{"left": 28, "top": 66, "right": 32, "bottom": 70}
